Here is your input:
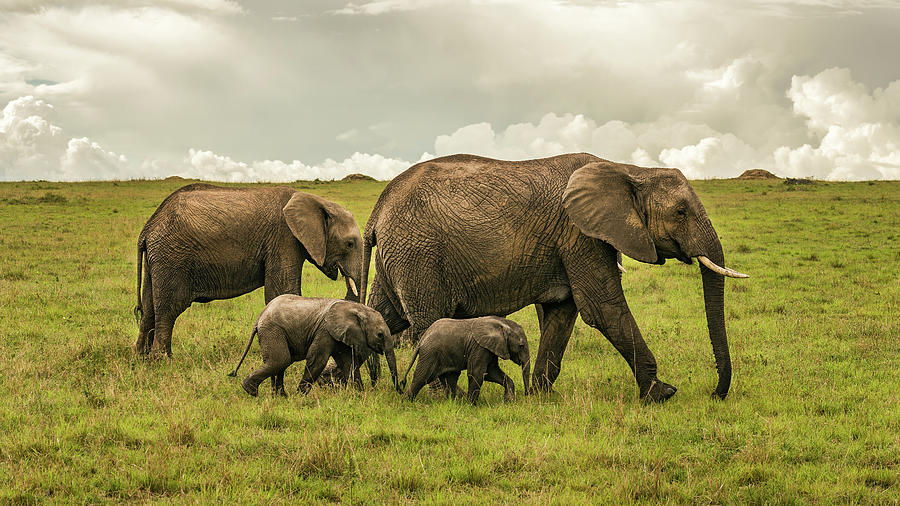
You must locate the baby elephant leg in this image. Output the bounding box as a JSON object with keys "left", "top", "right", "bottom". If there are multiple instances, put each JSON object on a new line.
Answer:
{"left": 297, "top": 337, "right": 334, "bottom": 395}
{"left": 438, "top": 372, "right": 463, "bottom": 399}
{"left": 485, "top": 360, "right": 515, "bottom": 402}
{"left": 406, "top": 361, "right": 436, "bottom": 402}
{"left": 466, "top": 364, "right": 488, "bottom": 406}
{"left": 272, "top": 371, "right": 286, "bottom": 397}
{"left": 243, "top": 327, "right": 290, "bottom": 397}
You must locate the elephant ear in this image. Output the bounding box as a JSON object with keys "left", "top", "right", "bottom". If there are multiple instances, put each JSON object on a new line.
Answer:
{"left": 283, "top": 192, "right": 332, "bottom": 267}
{"left": 474, "top": 320, "right": 511, "bottom": 360}
{"left": 562, "top": 161, "right": 658, "bottom": 264}
{"left": 325, "top": 304, "right": 367, "bottom": 352}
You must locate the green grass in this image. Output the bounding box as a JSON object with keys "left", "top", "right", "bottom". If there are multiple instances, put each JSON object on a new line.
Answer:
{"left": 0, "top": 178, "right": 897, "bottom": 503}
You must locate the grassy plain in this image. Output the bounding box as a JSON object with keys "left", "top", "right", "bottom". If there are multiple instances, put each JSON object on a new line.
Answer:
{"left": 0, "top": 177, "right": 897, "bottom": 503}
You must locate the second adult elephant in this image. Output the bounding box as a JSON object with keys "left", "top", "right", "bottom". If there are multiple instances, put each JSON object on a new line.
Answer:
{"left": 134, "top": 184, "right": 363, "bottom": 357}
{"left": 362, "top": 154, "right": 748, "bottom": 402}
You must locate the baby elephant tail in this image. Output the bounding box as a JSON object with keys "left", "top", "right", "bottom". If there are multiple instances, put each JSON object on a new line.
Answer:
{"left": 228, "top": 324, "right": 258, "bottom": 377}
{"left": 398, "top": 346, "right": 420, "bottom": 391}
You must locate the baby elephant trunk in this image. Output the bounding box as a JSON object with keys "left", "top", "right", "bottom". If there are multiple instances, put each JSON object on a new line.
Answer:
{"left": 522, "top": 361, "right": 531, "bottom": 395}
{"left": 383, "top": 340, "right": 401, "bottom": 393}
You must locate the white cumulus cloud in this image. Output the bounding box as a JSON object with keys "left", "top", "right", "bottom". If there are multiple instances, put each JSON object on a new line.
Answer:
{"left": 3, "top": 64, "right": 900, "bottom": 182}
{"left": 774, "top": 68, "right": 900, "bottom": 180}
{"left": 176, "top": 149, "right": 414, "bottom": 182}
{"left": 0, "top": 96, "right": 128, "bottom": 181}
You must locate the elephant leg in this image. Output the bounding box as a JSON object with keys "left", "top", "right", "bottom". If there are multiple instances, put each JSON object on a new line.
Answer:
{"left": 405, "top": 359, "right": 435, "bottom": 401}
{"left": 297, "top": 337, "right": 334, "bottom": 395}
{"left": 365, "top": 354, "right": 380, "bottom": 387}
{"left": 135, "top": 268, "right": 155, "bottom": 355}
{"left": 243, "top": 327, "right": 291, "bottom": 397}
{"left": 351, "top": 365, "right": 365, "bottom": 390}
{"left": 466, "top": 365, "right": 487, "bottom": 406}
{"left": 147, "top": 265, "right": 193, "bottom": 357}
{"left": 272, "top": 371, "right": 286, "bottom": 397}
{"left": 585, "top": 297, "right": 675, "bottom": 402}
{"left": 149, "top": 293, "right": 190, "bottom": 358}
{"left": 331, "top": 347, "right": 354, "bottom": 387}
{"left": 438, "top": 372, "right": 462, "bottom": 399}
{"left": 368, "top": 274, "right": 410, "bottom": 335}
{"left": 485, "top": 360, "right": 515, "bottom": 402}
{"left": 264, "top": 252, "right": 301, "bottom": 304}
{"left": 531, "top": 299, "right": 578, "bottom": 393}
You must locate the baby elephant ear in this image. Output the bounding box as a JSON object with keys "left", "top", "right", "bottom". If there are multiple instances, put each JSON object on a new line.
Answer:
{"left": 474, "top": 320, "right": 511, "bottom": 360}
{"left": 327, "top": 305, "right": 367, "bottom": 352}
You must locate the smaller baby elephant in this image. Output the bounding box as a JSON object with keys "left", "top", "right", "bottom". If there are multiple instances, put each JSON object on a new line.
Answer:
{"left": 229, "top": 295, "right": 401, "bottom": 396}
{"left": 400, "top": 316, "right": 530, "bottom": 405}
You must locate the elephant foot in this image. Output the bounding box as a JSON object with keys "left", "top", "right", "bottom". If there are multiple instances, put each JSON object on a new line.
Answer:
{"left": 529, "top": 377, "right": 554, "bottom": 395}
{"left": 642, "top": 380, "right": 677, "bottom": 403}
{"left": 241, "top": 378, "right": 259, "bottom": 397}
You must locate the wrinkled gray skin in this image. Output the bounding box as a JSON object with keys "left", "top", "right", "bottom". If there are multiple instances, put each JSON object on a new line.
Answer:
{"left": 401, "top": 316, "right": 530, "bottom": 405}
{"left": 363, "top": 154, "right": 743, "bottom": 402}
{"left": 229, "top": 295, "right": 400, "bottom": 396}
{"left": 134, "top": 184, "right": 363, "bottom": 357}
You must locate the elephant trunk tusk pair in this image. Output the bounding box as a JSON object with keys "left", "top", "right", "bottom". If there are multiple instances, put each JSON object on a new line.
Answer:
{"left": 339, "top": 263, "right": 360, "bottom": 297}
{"left": 697, "top": 256, "right": 749, "bottom": 279}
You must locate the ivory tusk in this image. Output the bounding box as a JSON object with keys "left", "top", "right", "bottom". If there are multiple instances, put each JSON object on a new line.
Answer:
{"left": 617, "top": 262, "right": 627, "bottom": 273}
{"left": 617, "top": 251, "right": 626, "bottom": 273}
{"left": 347, "top": 276, "right": 359, "bottom": 297}
{"left": 697, "top": 256, "right": 749, "bottom": 278}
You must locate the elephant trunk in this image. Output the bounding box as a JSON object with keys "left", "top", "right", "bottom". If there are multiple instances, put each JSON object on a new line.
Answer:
{"left": 341, "top": 256, "right": 363, "bottom": 303}
{"left": 383, "top": 336, "right": 401, "bottom": 393}
{"left": 522, "top": 360, "right": 531, "bottom": 395}
{"left": 698, "top": 229, "right": 731, "bottom": 399}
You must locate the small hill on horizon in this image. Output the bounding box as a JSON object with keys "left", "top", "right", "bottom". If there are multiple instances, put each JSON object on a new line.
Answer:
{"left": 341, "top": 173, "right": 376, "bottom": 182}
{"left": 736, "top": 169, "right": 780, "bottom": 180}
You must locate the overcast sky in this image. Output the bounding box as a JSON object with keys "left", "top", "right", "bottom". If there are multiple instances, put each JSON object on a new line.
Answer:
{"left": 1, "top": 0, "right": 899, "bottom": 181}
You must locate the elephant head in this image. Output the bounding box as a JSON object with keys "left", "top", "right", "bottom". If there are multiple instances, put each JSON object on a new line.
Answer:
{"left": 283, "top": 192, "right": 363, "bottom": 300}
{"left": 562, "top": 161, "right": 748, "bottom": 399}
{"left": 475, "top": 317, "right": 531, "bottom": 394}
{"left": 325, "top": 303, "right": 401, "bottom": 392}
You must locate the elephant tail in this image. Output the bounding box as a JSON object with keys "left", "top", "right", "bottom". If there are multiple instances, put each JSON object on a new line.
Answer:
{"left": 399, "top": 345, "right": 419, "bottom": 391}
{"left": 229, "top": 324, "right": 258, "bottom": 377}
{"left": 134, "top": 236, "right": 146, "bottom": 325}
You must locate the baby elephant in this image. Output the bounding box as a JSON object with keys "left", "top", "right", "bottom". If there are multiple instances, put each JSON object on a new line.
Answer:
{"left": 230, "top": 295, "right": 401, "bottom": 396}
{"left": 401, "top": 316, "right": 530, "bottom": 405}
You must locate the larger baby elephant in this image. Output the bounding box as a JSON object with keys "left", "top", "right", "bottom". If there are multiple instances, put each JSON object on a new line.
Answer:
{"left": 401, "top": 316, "right": 530, "bottom": 405}
{"left": 230, "top": 295, "right": 401, "bottom": 396}
{"left": 134, "top": 184, "right": 363, "bottom": 357}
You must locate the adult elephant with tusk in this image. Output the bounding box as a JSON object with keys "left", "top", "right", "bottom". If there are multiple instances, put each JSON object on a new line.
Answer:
{"left": 134, "top": 183, "right": 363, "bottom": 358}
{"left": 361, "top": 154, "right": 748, "bottom": 402}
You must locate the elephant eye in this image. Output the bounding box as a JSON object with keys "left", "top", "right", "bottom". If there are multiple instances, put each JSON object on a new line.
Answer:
{"left": 675, "top": 208, "right": 687, "bottom": 218}
{"left": 346, "top": 239, "right": 354, "bottom": 249}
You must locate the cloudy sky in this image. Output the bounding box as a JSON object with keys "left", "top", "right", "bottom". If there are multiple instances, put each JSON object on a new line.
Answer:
{"left": 1, "top": 0, "right": 899, "bottom": 181}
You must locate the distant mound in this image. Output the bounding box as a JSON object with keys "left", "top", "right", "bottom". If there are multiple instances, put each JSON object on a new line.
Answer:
{"left": 342, "top": 173, "right": 376, "bottom": 182}
{"left": 736, "top": 169, "right": 779, "bottom": 180}
{"left": 163, "top": 175, "right": 188, "bottom": 182}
